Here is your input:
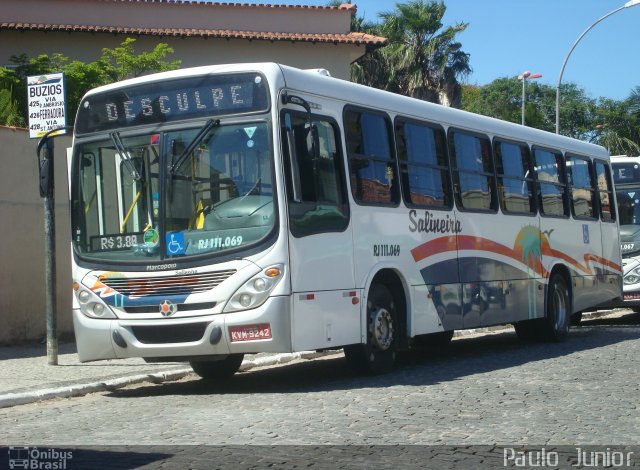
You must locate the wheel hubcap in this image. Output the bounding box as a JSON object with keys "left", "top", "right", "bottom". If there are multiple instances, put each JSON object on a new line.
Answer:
{"left": 370, "top": 307, "right": 394, "bottom": 351}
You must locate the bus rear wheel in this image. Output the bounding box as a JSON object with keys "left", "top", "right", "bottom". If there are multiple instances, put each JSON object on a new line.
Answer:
{"left": 344, "top": 283, "right": 398, "bottom": 375}
{"left": 541, "top": 273, "right": 570, "bottom": 341}
{"left": 514, "top": 274, "right": 571, "bottom": 342}
{"left": 190, "top": 354, "right": 244, "bottom": 380}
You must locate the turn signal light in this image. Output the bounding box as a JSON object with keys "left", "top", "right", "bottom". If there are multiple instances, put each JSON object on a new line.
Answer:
{"left": 265, "top": 267, "right": 281, "bottom": 278}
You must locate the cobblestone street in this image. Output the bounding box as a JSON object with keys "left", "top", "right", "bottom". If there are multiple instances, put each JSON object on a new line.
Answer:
{"left": 1, "top": 313, "right": 639, "bottom": 467}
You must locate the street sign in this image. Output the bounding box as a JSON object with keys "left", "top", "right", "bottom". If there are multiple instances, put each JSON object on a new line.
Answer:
{"left": 26, "top": 73, "right": 67, "bottom": 139}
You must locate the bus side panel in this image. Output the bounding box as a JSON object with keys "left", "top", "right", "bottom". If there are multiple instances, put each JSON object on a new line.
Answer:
{"left": 290, "top": 289, "right": 361, "bottom": 351}
{"left": 598, "top": 218, "right": 623, "bottom": 305}
{"left": 412, "top": 285, "right": 453, "bottom": 334}
{"left": 539, "top": 216, "right": 609, "bottom": 313}
{"left": 353, "top": 206, "right": 454, "bottom": 337}
{"left": 455, "top": 211, "right": 542, "bottom": 328}
{"left": 574, "top": 219, "right": 603, "bottom": 313}
{"left": 288, "top": 230, "right": 360, "bottom": 351}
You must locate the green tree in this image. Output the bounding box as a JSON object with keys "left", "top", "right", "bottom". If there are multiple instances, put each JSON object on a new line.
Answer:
{"left": 352, "top": 0, "right": 471, "bottom": 107}
{"left": 461, "top": 77, "right": 599, "bottom": 138}
{"left": 592, "top": 96, "right": 640, "bottom": 156}
{"left": 98, "top": 38, "right": 181, "bottom": 82}
{"left": 0, "top": 87, "right": 23, "bottom": 127}
{"left": 0, "top": 38, "right": 180, "bottom": 127}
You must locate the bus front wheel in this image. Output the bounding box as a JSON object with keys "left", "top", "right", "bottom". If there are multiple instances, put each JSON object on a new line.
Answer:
{"left": 344, "top": 283, "right": 398, "bottom": 375}
{"left": 190, "top": 354, "right": 244, "bottom": 380}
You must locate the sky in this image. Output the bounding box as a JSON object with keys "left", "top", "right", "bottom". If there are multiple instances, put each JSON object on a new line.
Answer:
{"left": 245, "top": 0, "right": 640, "bottom": 101}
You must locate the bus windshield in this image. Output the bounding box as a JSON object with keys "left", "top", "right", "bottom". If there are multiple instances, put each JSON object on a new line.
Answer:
{"left": 617, "top": 188, "right": 640, "bottom": 227}
{"left": 71, "top": 121, "right": 275, "bottom": 263}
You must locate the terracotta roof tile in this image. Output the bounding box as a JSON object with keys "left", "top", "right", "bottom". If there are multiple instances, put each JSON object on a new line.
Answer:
{"left": 0, "top": 22, "right": 386, "bottom": 47}
{"left": 79, "top": 1, "right": 357, "bottom": 14}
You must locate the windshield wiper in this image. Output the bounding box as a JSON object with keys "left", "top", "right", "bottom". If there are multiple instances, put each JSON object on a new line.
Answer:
{"left": 110, "top": 131, "right": 141, "bottom": 181}
{"left": 169, "top": 119, "right": 220, "bottom": 174}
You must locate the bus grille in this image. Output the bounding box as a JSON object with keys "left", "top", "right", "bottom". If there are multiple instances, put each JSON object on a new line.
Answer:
{"left": 131, "top": 322, "right": 210, "bottom": 344}
{"left": 99, "top": 270, "right": 236, "bottom": 297}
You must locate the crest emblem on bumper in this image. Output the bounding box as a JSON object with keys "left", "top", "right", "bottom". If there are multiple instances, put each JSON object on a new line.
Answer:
{"left": 159, "top": 300, "right": 177, "bottom": 317}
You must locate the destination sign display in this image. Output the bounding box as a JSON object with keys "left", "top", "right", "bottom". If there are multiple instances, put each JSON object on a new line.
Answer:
{"left": 75, "top": 72, "right": 269, "bottom": 134}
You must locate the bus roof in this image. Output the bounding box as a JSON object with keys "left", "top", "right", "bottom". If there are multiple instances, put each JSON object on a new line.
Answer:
{"left": 82, "top": 62, "right": 609, "bottom": 160}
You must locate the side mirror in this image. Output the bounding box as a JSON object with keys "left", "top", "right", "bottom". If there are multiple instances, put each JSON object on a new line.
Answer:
{"left": 306, "top": 124, "right": 320, "bottom": 159}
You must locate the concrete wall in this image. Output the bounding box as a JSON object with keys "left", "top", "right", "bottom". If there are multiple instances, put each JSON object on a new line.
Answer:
{"left": 3, "top": 0, "right": 353, "bottom": 35}
{"left": 0, "top": 31, "right": 361, "bottom": 81}
{"left": 0, "top": 126, "right": 73, "bottom": 344}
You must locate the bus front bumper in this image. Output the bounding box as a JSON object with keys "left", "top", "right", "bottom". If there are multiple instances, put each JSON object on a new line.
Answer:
{"left": 73, "top": 296, "right": 292, "bottom": 362}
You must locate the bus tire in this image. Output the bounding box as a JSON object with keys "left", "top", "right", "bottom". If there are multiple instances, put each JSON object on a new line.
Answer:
{"left": 542, "top": 273, "right": 570, "bottom": 341}
{"left": 344, "top": 283, "right": 398, "bottom": 375}
{"left": 190, "top": 354, "right": 244, "bottom": 380}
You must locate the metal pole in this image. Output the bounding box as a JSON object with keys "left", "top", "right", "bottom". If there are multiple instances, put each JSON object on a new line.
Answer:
{"left": 43, "top": 137, "right": 58, "bottom": 365}
{"left": 555, "top": 4, "right": 631, "bottom": 134}
{"left": 521, "top": 77, "right": 527, "bottom": 126}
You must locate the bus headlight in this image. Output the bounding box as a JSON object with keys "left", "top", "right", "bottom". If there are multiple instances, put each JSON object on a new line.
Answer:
{"left": 74, "top": 288, "right": 117, "bottom": 319}
{"left": 624, "top": 268, "right": 640, "bottom": 285}
{"left": 78, "top": 289, "right": 91, "bottom": 304}
{"left": 224, "top": 265, "right": 284, "bottom": 313}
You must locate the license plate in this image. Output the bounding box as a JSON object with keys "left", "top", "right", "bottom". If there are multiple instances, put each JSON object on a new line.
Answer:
{"left": 229, "top": 323, "right": 272, "bottom": 342}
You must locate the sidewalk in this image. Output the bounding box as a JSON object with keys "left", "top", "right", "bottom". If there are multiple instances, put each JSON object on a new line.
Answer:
{"left": 0, "top": 309, "right": 619, "bottom": 409}
{"left": 0, "top": 342, "right": 334, "bottom": 409}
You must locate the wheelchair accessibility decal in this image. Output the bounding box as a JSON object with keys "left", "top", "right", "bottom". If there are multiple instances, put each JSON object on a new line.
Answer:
{"left": 166, "top": 232, "right": 186, "bottom": 256}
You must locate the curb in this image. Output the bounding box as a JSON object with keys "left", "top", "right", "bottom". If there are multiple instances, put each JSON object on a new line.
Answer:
{"left": 0, "top": 368, "right": 192, "bottom": 409}
{"left": 0, "top": 350, "right": 339, "bottom": 409}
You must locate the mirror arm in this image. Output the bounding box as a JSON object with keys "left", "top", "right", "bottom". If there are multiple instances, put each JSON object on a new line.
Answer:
{"left": 285, "top": 128, "right": 302, "bottom": 202}
{"left": 281, "top": 92, "right": 319, "bottom": 159}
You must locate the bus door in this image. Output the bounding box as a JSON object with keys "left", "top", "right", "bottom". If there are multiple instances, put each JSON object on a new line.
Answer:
{"left": 281, "top": 110, "right": 358, "bottom": 351}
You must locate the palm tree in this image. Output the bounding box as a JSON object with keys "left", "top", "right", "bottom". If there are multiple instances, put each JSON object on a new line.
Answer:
{"left": 354, "top": 0, "right": 471, "bottom": 107}
{"left": 593, "top": 95, "right": 640, "bottom": 157}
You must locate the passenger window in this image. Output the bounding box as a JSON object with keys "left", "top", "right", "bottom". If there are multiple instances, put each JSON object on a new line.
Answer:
{"left": 494, "top": 140, "right": 535, "bottom": 214}
{"left": 345, "top": 109, "right": 398, "bottom": 205}
{"left": 566, "top": 156, "right": 596, "bottom": 219}
{"left": 396, "top": 119, "right": 452, "bottom": 208}
{"left": 534, "top": 148, "right": 568, "bottom": 217}
{"left": 449, "top": 130, "right": 496, "bottom": 211}
{"left": 282, "top": 112, "right": 349, "bottom": 237}
{"left": 595, "top": 160, "right": 616, "bottom": 222}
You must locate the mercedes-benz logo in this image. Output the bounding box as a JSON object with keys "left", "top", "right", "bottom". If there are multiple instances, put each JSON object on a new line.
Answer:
{"left": 159, "top": 300, "right": 177, "bottom": 317}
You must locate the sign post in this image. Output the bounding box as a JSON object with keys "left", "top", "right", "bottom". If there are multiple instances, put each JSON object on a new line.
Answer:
{"left": 28, "top": 73, "right": 67, "bottom": 366}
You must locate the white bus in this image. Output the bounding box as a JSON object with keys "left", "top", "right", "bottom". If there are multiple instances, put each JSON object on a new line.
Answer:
{"left": 69, "top": 63, "right": 622, "bottom": 377}
{"left": 608, "top": 155, "right": 640, "bottom": 310}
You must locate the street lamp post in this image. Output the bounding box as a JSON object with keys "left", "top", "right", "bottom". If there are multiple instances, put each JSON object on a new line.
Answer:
{"left": 555, "top": 0, "right": 640, "bottom": 134}
{"left": 518, "top": 70, "right": 542, "bottom": 126}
